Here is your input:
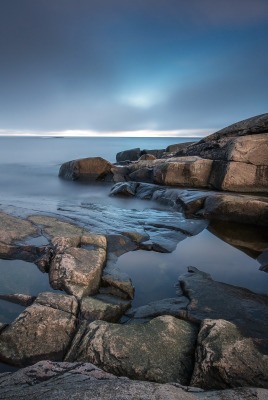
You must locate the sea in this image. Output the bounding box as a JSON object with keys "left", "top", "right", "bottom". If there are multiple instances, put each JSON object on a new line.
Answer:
{"left": 0, "top": 136, "right": 267, "bottom": 364}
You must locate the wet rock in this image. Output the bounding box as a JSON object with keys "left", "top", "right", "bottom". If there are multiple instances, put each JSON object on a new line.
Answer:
{"left": 59, "top": 157, "right": 113, "bottom": 181}
{"left": 199, "top": 194, "right": 268, "bottom": 226}
{"left": 0, "top": 360, "right": 204, "bottom": 400}
{"left": 50, "top": 246, "right": 106, "bottom": 298}
{"left": 0, "top": 294, "right": 35, "bottom": 307}
{"left": 80, "top": 294, "right": 131, "bottom": 322}
{"left": 116, "top": 148, "right": 141, "bottom": 163}
{"left": 65, "top": 315, "right": 198, "bottom": 385}
{"left": 191, "top": 319, "right": 268, "bottom": 389}
{"left": 0, "top": 293, "right": 78, "bottom": 366}
{"left": 179, "top": 267, "right": 268, "bottom": 351}
{"left": 101, "top": 265, "right": 135, "bottom": 299}
{"left": 110, "top": 181, "right": 138, "bottom": 196}
{"left": 125, "top": 297, "right": 189, "bottom": 321}
{"left": 153, "top": 157, "right": 213, "bottom": 188}
{"left": 106, "top": 234, "right": 137, "bottom": 257}
{"left": 28, "top": 215, "right": 85, "bottom": 238}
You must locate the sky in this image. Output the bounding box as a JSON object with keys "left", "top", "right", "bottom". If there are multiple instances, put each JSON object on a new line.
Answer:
{"left": 0, "top": 0, "right": 267, "bottom": 137}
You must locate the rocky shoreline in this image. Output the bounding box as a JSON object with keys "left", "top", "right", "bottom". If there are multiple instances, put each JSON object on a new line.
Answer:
{"left": 0, "top": 113, "right": 268, "bottom": 399}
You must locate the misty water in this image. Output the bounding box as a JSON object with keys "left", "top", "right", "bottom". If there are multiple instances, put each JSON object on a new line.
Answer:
{"left": 0, "top": 136, "right": 268, "bottom": 322}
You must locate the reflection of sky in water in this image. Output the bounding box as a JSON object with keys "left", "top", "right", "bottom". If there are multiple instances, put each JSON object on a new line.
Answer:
{"left": 117, "top": 229, "right": 268, "bottom": 308}
{"left": 0, "top": 259, "right": 54, "bottom": 324}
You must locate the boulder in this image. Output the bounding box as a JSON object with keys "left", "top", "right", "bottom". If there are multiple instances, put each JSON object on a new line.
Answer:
{"left": 199, "top": 194, "right": 268, "bottom": 226}
{"left": 209, "top": 160, "right": 268, "bottom": 193}
{"left": 80, "top": 294, "right": 131, "bottom": 322}
{"left": 142, "top": 148, "right": 165, "bottom": 158}
{"left": 166, "top": 142, "right": 195, "bottom": 153}
{"left": 191, "top": 319, "right": 268, "bottom": 389}
{"left": 0, "top": 293, "right": 78, "bottom": 366}
{"left": 153, "top": 157, "right": 213, "bottom": 188}
{"left": 50, "top": 246, "right": 106, "bottom": 298}
{"left": 59, "top": 157, "right": 113, "bottom": 181}
{"left": 116, "top": 148, "right": 141, "bottom": 163}
{"left": 138, "top": 154, "right": 156, "bottom": 161}
{"left": 101, "top": 265, "right": 135, "bottom": 300}
{"left": 65, "top": 316, "right": 198, "bottom": 385}
{"left": 110, "top": 182, "right": 138, "bottom": 196}
{"left": 179, "top": 267, "right": 268, "bottom": 351}
{"left": 129, "top": 167, "right": 154, "bottom": 182}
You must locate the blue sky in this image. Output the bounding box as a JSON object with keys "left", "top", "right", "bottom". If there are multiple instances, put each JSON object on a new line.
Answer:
{"left": 0, "top": 0, "right": 267, "bottom": 136}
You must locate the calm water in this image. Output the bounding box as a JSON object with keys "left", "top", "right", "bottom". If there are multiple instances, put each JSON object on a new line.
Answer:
{"left": 0, "top": 136, "right": 267, "bottom": 323}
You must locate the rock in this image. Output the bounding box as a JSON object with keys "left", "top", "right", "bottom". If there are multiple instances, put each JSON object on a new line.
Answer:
{"left": 80, "top": 294, "right": 131, "bottom": 322}
{"left": 125, "top": 296, "right": 189, "bottom": 321}
{"left": 65, "top": 316, "right": 198, "bottom": 385}
{"left": 59, "top": 157, "right": 113, "bottom": 181}
{"left": 153, "top": 157, "right": 213, "bottom": 188}
{"left": 106, "top": 234, "right": 137, "bottom": 257}
{"left": 167, "top": 142, "right": 195, "bottom": 153}
{"left": 0, "top": 360, "right": 205, "bottom": 400}
{"left": 0, "top": 294, "right": 35, "bottom": 307}
{"left": 191, "top": 319, "right": 268, "bottom": 389}
{"left": 116, "top": 148, "right": 141, "bottom": 163}
{"left": 138, "top": 154, "right": 156, "bottom": 161}
{"left": 50, "top": 246, "right": 106, "bottom": 299}
{"left": 199, "top": 194, "right": 268, "bottom": 226}
{"left": 0, "top": 293, "right": 78, "bottom": 367}
{"left": 101, "top": 265, "right": 135, "bottom": 299}
{"left": 179, "top": 267, "right": 268, "bottom": 351}
{"left": 110, "top": 181, "right": 138, "bottom": 196}
{"left": 258, "top": 249, "right": 268, "bottom": 272}
{"left": 28, "top": 215, "right": 85, "bottom": 238}
{"left": 110, "top": 165, "right": 129, "bottom": 182}
{"left": 142, "top": 148, "right": 165, "bottom": 158}
{"left": 209, "top": 160, "right": 268, "bottom": 193}
{"left": 0, "top": 212, "right": 37, "bottom": 245}
{"left": 129, "top": 167, "right": 154, "bottom": 183}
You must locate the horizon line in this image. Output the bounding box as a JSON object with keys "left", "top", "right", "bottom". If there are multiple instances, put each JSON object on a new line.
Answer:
{"left": 0, "top": 128, "right": 214, "bottom": 138}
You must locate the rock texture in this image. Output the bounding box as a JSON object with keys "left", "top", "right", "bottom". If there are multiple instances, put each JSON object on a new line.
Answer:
{"left": 191, "top": 319, "right": 268, "bottom": 389}
{"left": 59, "top": 157, "right": 113, "bottom": 181}
{"left": 65, "top": 316, "right": 198, "bottom": 384}
{"left": 0, "top": 361, "right": 267, "bottom": 400}
{"left": 80, "top": 294, "right": 131, "bottom": 322}
{"left": 116, "top": 147, "right": 141, "bottom": 162}
{"left": 0, "top": 293, "right": 78, "bottom": 366}
{"left": 50, "top": 246, "right": 106, "bottom": 298}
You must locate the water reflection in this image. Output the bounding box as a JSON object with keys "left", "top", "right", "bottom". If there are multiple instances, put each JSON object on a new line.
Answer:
{"left": 117, "top": 227, "right": 268, "bottom": 308}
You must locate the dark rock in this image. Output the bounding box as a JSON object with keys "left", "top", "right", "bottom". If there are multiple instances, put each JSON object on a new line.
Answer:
{"left": 167, "top": 142, "right": 195, "bottom": 153}
{"left": 258, "top": 249, "right": 268, "bottom": 272}
{"left": 129, "top": 167, "right": 154, "bottom": 183}
{"left": 138, "top": 154, "right": 156, "bottom": 161}
{"left": 101, "top": 264, "right": 135, "bottom": 300}
{"left": 179, "top": 267, "right": 268, "bottom": 352}
{"left": 191, "top": 319, "right": 268, "bottom": 389}
{"left": 80, "top": 294, "right": 131, "bottom": 322}
{"left": 65, "top": 316, "right": 198, "bottom": 385}
{"left": 0, "top": 293, "right": 78, "bottom": 367}
{"left": 59, "top": 157, "right": 113, "bottom": 181}
{"left": 142, "top": 148, "right": 165, "bottom": 158}
{"left": 116, "top": 148, "right": 141, "bottom": 163}
{"left": 110, "top": 182, "right": 138, "bottom": 196}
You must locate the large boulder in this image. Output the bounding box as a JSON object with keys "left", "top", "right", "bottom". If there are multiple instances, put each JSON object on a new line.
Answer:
{"left": 0, "top": 293, "right": 78, "bottom": 366}
{"left": 153, "top": 157, "right": 213, "bottom": 188}
{"left": 80, "top": 294, "right": 131, "bottom": 322}
{"left": 65, "top": 316, "right": 198, "bottom": 384}
{"left": 191, "top": 319, "right": 268, "bottom": 389}
{"left": 59, "top": 157, "right": 113, "bottom": 181}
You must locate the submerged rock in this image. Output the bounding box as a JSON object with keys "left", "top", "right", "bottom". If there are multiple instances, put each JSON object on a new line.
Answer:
{"left": 191, "top": 319, "right": 268, "bottom": 389}
{"left": 0, "top": 292, "right": 78, "bottom": 367}
{"left": 65, "top": 315, "right": 198, "bottom": 385}
{"left": 59, "top": 157, "right": 113, "bottom": 181}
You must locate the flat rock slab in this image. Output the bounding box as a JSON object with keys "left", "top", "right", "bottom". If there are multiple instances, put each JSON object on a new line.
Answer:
{"left": 191, "top": 319, "right": 268, "bottom": 389}
{"left": 0, "top": 292, "right": 78, "bottom": 366}
{"left": 50, "top": 246, "right": 106, "bottom": 298}
{"left": 179, "top": 267, "right": 268, "bottom": 351}
{"left": 81, "top": 294, "right": 131, "bottom": 323}
{"left": 0, "top": 212, "right": 38, "bottom": 245}
{"left": 65, "top": 315, "right": 198, "bottom": 385}
{"left": 0, "top": 360, "right": 267, "bottom": 399}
